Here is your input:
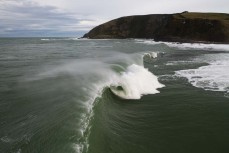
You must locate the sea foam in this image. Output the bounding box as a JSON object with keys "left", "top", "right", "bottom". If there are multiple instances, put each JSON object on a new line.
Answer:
{"left": 176, "top": 59, "right": 229, "bottom": 93}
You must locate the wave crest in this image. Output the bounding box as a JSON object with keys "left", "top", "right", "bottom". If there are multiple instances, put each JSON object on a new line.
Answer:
{"left": 110, "top": 64, "right": 164, "bottom": 99}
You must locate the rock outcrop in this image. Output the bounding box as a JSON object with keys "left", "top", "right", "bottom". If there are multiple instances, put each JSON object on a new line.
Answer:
{"left": 83, "top": 12, "right": 229, "bottom": 44}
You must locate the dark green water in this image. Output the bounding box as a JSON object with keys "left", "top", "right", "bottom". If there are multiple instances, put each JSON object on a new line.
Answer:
{"left": 0, "top": 38, "right": 229, "bottom": 153}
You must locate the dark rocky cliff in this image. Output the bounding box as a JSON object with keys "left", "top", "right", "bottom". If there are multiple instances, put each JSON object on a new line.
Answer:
{"left": 83, "top": 12, "right": 229, "bottom": 44}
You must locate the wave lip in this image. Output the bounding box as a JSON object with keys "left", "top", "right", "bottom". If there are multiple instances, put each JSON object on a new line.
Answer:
{"left": 110, "top": 64, "right": 165, "bottom": 99}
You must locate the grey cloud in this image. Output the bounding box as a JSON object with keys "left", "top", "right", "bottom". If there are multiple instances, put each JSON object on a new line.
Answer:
{"left": 0, "top": 0, "right": 96, "bottom": 37}
{"left": 1, "top": 0, "right": 229, "bottom": 37}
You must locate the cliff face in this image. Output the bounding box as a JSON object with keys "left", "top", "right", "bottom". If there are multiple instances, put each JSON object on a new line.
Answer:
{"left": 83, "top": 12, "right": 229, "bottom": 43}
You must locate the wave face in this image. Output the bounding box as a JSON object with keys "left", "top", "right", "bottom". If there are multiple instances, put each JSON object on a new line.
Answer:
{"left": 110, "top": 64, "right": 164, "bottom": 99}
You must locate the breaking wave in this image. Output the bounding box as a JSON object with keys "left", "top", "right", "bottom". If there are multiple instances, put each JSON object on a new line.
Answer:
{"left": 35, "top": 52, "right": 164, "bottom": 153}
{"left": 110, "top": 64, "right": 164, "bottom": 99}
{"left": 41, "top": 38, "right": 79, "bottom": 41}
{"left": 75, "top": 53, "right": 164, "bottom": 152}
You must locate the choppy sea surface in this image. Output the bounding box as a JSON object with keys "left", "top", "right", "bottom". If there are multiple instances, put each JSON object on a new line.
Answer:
{"left": 1, "top": 38, "right": 229, "bottom": 153}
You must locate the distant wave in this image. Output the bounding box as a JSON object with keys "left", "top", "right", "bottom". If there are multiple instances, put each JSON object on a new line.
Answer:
{"left": 40, "top": 38, "right": 79, "bottom": 41}
{"left": 143, "top": 52, "right": 158, "bottom": 58}
{"left": 135, "top": 39, "right": 229, "bottom": 51}
{"left": 40, "top": 38, "right": 50, "bottom": 41}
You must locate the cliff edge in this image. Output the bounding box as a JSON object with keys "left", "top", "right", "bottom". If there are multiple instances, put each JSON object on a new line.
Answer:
{"left": 83, "top": 12, "right": 229, "bottom": 44}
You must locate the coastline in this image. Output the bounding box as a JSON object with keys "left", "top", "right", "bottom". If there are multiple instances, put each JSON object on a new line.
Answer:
{"left": 83, "top": 12, "right": 229, "bottom": 44}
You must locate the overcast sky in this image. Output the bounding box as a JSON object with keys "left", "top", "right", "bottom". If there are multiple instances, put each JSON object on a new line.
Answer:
{"left": 0, "top": 0, "right": 229, "bottom": 37}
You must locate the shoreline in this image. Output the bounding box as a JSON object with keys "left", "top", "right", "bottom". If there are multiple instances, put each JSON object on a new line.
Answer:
{"left": 83, "top": 12, "right": 229, "bottom": 44}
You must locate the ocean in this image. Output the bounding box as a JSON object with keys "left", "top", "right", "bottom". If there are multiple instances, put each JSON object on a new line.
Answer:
{"left": 0, "top": 38, "right": 229, "bottom": 153}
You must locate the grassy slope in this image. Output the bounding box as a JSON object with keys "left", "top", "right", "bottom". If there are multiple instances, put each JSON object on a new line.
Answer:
{"left": 173, "top": 12, "right": 229, "bottom": 42}
{"left": 174, "top": 12, "right": 229, "bottom": 20}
